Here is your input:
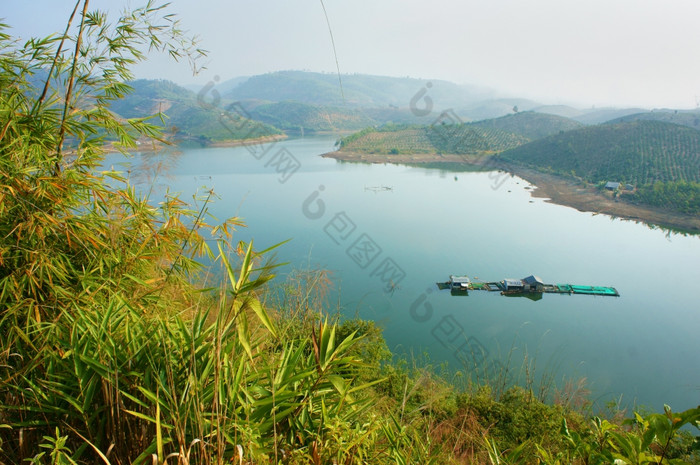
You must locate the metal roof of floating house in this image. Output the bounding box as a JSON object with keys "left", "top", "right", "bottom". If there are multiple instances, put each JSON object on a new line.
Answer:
{"left": 502, "top": 278, "right": 524, "bottom": 289}
{"left": 449, "top": 275, "right": 471, "bottom": 290}
{"left": 604, "top": 181, "right": 621, "bottom": 190}
{"left": 523, "top": 275, "right": 544, "bottom": 286}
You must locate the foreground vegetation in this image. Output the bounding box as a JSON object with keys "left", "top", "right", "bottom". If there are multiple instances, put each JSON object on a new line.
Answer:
{"left": 1, "top": 3, "right": 699, "bottom": 464}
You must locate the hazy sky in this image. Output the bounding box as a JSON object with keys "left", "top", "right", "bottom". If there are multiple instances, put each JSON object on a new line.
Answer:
{"left": 5, "top": 0, "right": 700, "bottom": 109}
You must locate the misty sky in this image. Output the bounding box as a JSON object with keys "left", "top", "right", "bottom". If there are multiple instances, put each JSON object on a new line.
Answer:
{"left": 5, "top": 0, "right": 700, "bottom": 109}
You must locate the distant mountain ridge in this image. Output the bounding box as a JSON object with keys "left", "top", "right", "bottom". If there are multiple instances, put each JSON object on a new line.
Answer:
{"left": 609, "top": 109, "right": 700, "bottom": 130}
{"left": 245, "top": 101, "right": 376, "bottom": 132}
{"left": 103, "top": 72, "right": 698, "bottom": 144}
{"left": 224, "top": 70, "right": 491, "bottom": 110}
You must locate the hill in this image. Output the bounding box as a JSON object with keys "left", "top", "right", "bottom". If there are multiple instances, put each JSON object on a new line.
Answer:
{"left": 183, "top": 75, "right": 249, "bottom": 95}
{"left": 534, "top": 106, "right": 649, "bottom": 123}
{"left": 244, "top": 101, "right": 376, "bottom": 132}
{"left": 532, "top": 104, "right": 585, "bottom": 119}
{"left": 572, "top": 107, "right": 648, "bottom": 124}
{"left": 456, "top": 98, "right": 544, "bottom": 121}
{"left": 498, "top": 120, "right": 700, "bottom": 185}
{"left": 339, "top": 124, "right": 528, "bottom": 156}
{"left": 499, "top": 120, "right": 700, "bottom": 215}
{"left": 109, "top": 79, "right": 282, "bottom": 142}
{"left": 337, "top": 112, "right": 580, "bottom": 155}
{"left": 609, "top": 110, "right": 700, "bottom": 130}
{"left": 225, "top": 70, "right": 491, "bottom": 110}
{"left": 470, "top": 111, "right": 584, "bottom": 140}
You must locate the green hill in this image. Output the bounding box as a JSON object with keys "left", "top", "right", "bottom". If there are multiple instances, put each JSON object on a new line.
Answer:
{"left": 456, "top": 98, "right": 543, "bottom": 121}
{"left": 426, "top": 124, "right": 528, "bottom": 154}
{"left": 609, "top": 110, "right": 700, "bottom": 130}
{"left": 338, "top": 112, "right": 579, "bottom": 155}
{"left": 470, "top": 111, "right": 584, "bottom": 140}
{"left": 572, "top": 107, "right": 648, "bottom": 124}
{"left": 226, "top": 70, "right": 489, "bottom": 109}
{"left": 109, "top": 79, "right": 282, "bottom": 142}
{"left": 532, "top": 104, "right": 586, "bottom": 119}
{"left": 499, "top": 120, "right": 700, "bottom": 214}
{"left": 246, "top": 101, "right": 376, "bottom": 132}
{"left": 340, "top": 125, "right": 435, "bottom": 154}
{"left": 339, "top": 123, "right": 528, "bottom": 155}
{"left": 498, "top": 120, "right": 700, "bottom": 184}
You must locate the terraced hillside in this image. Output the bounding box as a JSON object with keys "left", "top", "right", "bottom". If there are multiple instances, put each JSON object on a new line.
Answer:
{"left": 426, "top": 125, "right": 528, "bottom": 154}
{"left": 499, "top": 120, "right": 700, "bottom": 214}
{"left": 340, "top": 126, "right": 435, "bottom": 154}
{"left": 338, "top": 112, "right": 579, "bottom": 155}
{"left": 498, "top": 120, "right": 700, "bottom": 185}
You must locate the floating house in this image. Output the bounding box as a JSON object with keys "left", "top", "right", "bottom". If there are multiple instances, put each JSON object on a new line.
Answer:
{"left": 522, "top": 275, "right": 545, "bottom": 292}
{"left": 501, "top": 278, "right": 524, "bottom": 291}
{"left": 438, "top": 274, "right": 619, "bottom": 299}
{"left": 449, "top": 275, "right": 471, "bottom": 291}
{"left": 604, "top": 181, "right": 621, "bottom": 191}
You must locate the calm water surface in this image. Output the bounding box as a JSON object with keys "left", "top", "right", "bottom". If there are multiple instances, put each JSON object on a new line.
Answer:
{"left": 106, "top": 136, "right": 700, "bottom": 411}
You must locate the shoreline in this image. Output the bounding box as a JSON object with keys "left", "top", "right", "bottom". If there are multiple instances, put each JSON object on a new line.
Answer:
{"left": 323, "top": 149, "right": 700, "bottom": 234}
{"left": 206, "top": 134, "right": 287, "bottom": 148}
{"left": 101, "top": 134, "right": 288, "bottom": 154}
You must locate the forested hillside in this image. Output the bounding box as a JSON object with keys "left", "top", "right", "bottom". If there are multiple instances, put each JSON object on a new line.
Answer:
{"left": 471, "top": 111, "right": 584, "bottom": 140}
{"left": 499, "top": 120, "right": 700, "bottom": 214}
{"left": 109, "top": 79, "right": 282, "bottom": 142}
{"left": 498, "top": 120, "right": 700, "bottom": 184}
{"left": 338, "top": 112, "right": 580, "bottom": 155}
{"left": 246, "top": 101, "right": 376, "bottom": 132}
{"left": 610, "top": 110, "right": 700, "bottom": 130}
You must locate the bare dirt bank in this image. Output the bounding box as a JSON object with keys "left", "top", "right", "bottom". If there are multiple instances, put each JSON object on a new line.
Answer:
{"left": 322, "top": 151, "right": 482, "bottom": 164}
{"left": 324, "top": 149, "right": 700, "bottom": 233}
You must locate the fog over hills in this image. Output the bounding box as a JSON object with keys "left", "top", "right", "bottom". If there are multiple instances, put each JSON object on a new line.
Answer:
{"left": 112, "top": 71, "right": 700, "bottom": 139}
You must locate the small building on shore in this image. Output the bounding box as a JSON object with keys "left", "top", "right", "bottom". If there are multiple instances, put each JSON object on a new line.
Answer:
{"left": 604, "top": 181, "right": 621, "bottom": 191}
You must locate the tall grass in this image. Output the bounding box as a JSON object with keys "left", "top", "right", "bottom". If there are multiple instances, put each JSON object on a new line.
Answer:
{"left": 0, "top": 5, "right": 443, "bottom": 463}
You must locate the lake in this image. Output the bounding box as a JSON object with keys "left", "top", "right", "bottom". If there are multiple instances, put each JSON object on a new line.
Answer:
{"left": 105, "top": 135, "right": 700, "bottom": 412}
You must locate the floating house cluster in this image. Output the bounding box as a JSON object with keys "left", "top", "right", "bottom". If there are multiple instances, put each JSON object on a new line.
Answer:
{"left": 438, "top": 274, "right": 619, "bottom": 299}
